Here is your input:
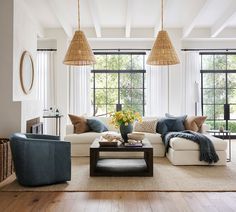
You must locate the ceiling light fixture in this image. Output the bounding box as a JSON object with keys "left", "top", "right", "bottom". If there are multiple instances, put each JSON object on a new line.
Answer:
{"left": 63, "top": 0, "right": 96, "bottom": 66}
{"left": 147, "top": 0, "right": 180, "bottom": 65}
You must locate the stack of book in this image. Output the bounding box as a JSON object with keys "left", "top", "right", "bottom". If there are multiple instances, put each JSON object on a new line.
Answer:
{"left": 124, "top": 141, "right": 143, "bottom": 147}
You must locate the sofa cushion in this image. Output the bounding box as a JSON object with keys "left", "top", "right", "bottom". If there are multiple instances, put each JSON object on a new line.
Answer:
{"left": 169, "top": 134, "right": 227, "bottom": 151}
{"left": 184, "top": 116, "right": 207, "bottom": 132}
{"left": 134, "top": 120, "right": 158, "bottom": 133}
{"left": 65, "top": 131, "right": 120, "bottom": 144}
{"left": 65, "top": 132, "right": 101, "bottom": 144}
{"left": 142, "top": 133, "right": 162, "bottom": 144}
{"left": 68, "top": 114, "right": 90, "bottom": 134}
{"left": 87, "top": 119, "right": 108, "bottom": 133}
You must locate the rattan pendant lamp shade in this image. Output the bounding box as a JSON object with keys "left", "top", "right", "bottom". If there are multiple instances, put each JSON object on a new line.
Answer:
{"left": 147, "top": 0, "right": 180, "bottom": 65}
{"left": 63, "top": 0, "right": 96, "bottom": 66}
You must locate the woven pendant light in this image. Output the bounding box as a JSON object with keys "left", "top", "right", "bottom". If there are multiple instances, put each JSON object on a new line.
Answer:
{"left": 63, "top": 0, "right": 96, "bottom": 66}
{"left": 147, "top": 0, "right": 180, "bottom": 65}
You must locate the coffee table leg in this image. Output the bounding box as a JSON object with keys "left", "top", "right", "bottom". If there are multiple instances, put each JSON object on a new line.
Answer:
{"left": 144, "top": 149, "right": 153, "bottom": 176}
{"left": 90, "top": 149, "right": 99, "bottom": 176}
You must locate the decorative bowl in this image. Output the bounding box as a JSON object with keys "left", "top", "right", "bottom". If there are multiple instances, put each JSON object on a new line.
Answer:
{"left": 127, "top": 132, "right": 145, "bottom": 141}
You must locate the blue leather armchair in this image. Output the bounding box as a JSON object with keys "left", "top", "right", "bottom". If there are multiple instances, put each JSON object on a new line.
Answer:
{"left": 10, "top": 133, "right": 71, "bottom": 186}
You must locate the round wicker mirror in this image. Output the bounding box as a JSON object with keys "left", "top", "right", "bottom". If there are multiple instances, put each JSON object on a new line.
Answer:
{"left": 20, "top": 51, "right": 34, "bottom": 94}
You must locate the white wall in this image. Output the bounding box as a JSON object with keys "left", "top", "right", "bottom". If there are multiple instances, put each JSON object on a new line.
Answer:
{"left": 182, "top": 40, "right": 236, "bottom": 49}
{"left": 0, "top": 0, "right": 21, "bottom": 137}
{"left": 0, "top": 0, "right": 44, "bottom": 136}
{"left": 13, "top": 0, "right": 38, "bottom": 102}
{"left": 43, "top": 29, "right": 69, "bottom": 137}
{"left": 12, "top": 0, "right": 44, "bottom": 132}
{"left": 37, "top": 39, "right": 57, "bottom": 49}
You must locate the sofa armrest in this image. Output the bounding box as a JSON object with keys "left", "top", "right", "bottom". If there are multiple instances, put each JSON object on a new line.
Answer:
{"left": 200, "top": 124, "right": 210, "bottom": 134}
{"left": 66, "top": 124, "right": 74, "bottom": 135}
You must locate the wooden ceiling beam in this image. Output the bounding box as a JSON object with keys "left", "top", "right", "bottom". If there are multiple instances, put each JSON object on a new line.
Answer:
{"left": 48, "top": 0, "right": 73, "bottom": 38}
{"left": 211, "top": 2, "right": 236, "bottom": 37}
{"left": 125, "top": 0, "right": 133, "bottom": 38}
{"left": 88, "top": 0, "right": 102, "bottom": 38}
{"left": 182, "top": 0, "right": 212, "bottom": 38}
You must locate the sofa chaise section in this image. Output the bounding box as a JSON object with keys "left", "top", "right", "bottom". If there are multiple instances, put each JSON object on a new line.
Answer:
{"left": 166, "top": 134, "right": 227, "bottom": 165}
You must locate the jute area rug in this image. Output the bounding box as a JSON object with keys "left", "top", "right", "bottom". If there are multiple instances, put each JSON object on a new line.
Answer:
{"left": 1, "top": 156, "right": 236, "bottom": 192}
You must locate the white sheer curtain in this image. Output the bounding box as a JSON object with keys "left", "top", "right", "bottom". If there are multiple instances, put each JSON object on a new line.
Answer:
{"left": 145, "top": 51, "right": 201, "bottom": 117}
{"left": 181, "top": 51, "right": 201, "bottom": 115}
{"left": 37, "top": 51, "right": 56, "bottom": 134}
{"left": 69, "top": 66, "right": 92, "bottom": 116}
{"left": 146, "top": 64, "right": 168, "bottom": 116}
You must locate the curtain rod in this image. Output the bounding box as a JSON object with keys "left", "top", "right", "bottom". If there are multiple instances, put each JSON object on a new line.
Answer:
{"left": 37, "top": 49, "right": 57, "bottom": 51}
{"left": 181, "top": 48, "right": 236, "bottom": 51}
{"left": 92, "top": 48, "right": 151, "bottom": 51}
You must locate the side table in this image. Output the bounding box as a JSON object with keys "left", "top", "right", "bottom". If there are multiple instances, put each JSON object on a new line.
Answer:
{"left": 206, "top": 129, "right": 231, "bottom": 162}
{"left": 43, "top": 115, "right": 63, "bottom": 137}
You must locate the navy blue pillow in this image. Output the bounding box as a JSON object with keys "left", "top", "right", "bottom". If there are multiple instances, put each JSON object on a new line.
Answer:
{"left": 87, "top": 119, "right": 108, "bottom": 133}
{"left": 165, "top": 113, "right": 187, "bottom": 131}
{"left": 156, "top": 118, "right": 177, "bottom": 135}
{"left": 156, "top": 115, "right": 187, "bottom": 135}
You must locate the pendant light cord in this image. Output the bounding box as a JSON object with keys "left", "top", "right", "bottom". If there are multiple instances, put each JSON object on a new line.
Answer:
{"left": 161, "top": 0, "right": 163, "bottom": 30}
{"left": 78, "top": 0, "right": 80, "bottom": 30}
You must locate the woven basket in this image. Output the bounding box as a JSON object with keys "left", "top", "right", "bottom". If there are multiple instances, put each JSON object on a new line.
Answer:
{"left": 0, "top": 138, "right": 14, "bottom": 182}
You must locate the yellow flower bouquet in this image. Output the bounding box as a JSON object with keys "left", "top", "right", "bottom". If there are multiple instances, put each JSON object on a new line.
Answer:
{"left": 110, "top": 110, "right": 142, "bottom": 128}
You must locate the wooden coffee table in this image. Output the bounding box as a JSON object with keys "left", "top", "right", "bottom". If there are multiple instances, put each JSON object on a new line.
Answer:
{"left": 90, "top": 138, "right": 153, "bottom": 177}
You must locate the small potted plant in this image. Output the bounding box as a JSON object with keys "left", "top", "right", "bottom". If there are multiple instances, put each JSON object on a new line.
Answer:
{"left": 110, "top": 110, "right": 142, "bottom": 142}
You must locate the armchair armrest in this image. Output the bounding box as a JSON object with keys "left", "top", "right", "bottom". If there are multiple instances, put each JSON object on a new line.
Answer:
{"left": 26, "top": 138, "right": 70, "bottom": 145}
{"left": 25, "top": 133, "right": 60, "bottom": 140}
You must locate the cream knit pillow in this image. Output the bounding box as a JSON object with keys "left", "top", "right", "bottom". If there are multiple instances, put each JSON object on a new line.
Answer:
{"left": 134, "top": 120, "right": 158, "bottom": 134}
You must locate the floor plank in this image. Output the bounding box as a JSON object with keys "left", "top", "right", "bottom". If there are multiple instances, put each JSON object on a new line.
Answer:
{"left": 1, "top": 191, "right": 236, "bottom": 212}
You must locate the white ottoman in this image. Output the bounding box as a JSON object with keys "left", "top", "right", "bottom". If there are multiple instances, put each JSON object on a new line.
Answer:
{"left": 166, "top": 133, "right": 227, "bottom": 165}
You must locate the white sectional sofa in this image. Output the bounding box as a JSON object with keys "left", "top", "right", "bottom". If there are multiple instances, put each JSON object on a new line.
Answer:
{"left": 64, "top": 117, "right": 228, "bottom": 165}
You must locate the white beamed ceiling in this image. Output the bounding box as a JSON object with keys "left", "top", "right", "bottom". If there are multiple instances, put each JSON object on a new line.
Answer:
{"left": 25, "top": 0, "right": 236, "bottom": 40}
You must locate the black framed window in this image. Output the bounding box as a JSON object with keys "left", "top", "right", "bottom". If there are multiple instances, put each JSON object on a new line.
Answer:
{"left": 91, "top": 52, "right": 146, "bottom": 116}
{"left": 201, "top": 52, "right": 236, "bottom": 134}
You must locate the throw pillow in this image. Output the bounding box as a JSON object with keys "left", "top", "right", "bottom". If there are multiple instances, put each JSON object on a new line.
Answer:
{"left": 68, "top": 114, "right": 90, "bottom": 134}
{"left": 156, "top": 118, "right": 175, "bottom": 135}
{"left": 184, "top": 116, "right": 207, "bottom": 132}
{"left": 165, "top": 113, "right": 187, "bottom": 131}
{"left": 156, "top": 117, "right": 186, "bottom": 135}
{"left": 133, "top": 120, "right": 158, "bottom": 134}
{"left": 87, "top": 119, "right": 108, "bottom": 133}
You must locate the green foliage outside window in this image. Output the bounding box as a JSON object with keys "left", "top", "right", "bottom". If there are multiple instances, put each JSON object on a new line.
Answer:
{"left": 91, "top": 53, "right": 145, "bottom": 116}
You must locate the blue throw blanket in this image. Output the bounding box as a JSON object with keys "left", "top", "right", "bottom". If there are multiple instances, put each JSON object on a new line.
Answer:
{"left": 163, "top": 130, "right": 219, "bottom": 164}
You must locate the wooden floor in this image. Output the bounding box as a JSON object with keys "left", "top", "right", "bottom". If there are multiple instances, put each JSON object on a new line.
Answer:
{"left": 0, "top": 191, "right": 236, "bottom": 212}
